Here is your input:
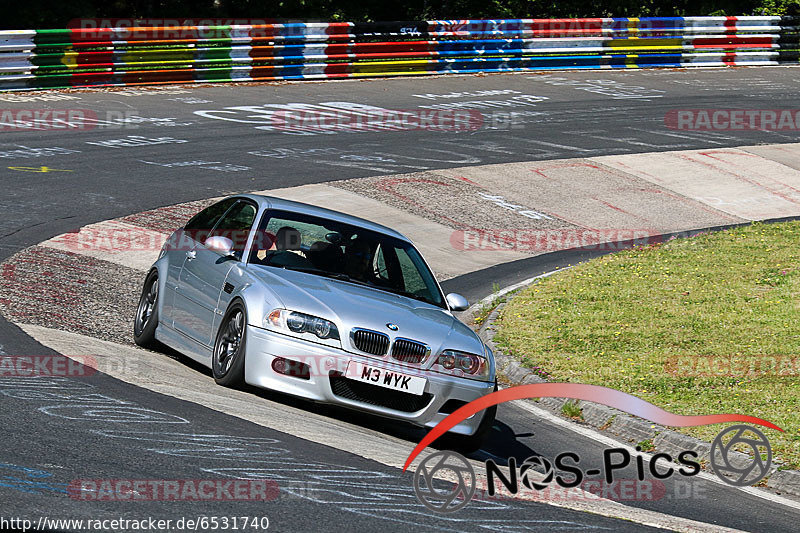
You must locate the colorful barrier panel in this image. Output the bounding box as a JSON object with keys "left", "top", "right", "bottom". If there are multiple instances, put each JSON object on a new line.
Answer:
{"left": 0, "top": 17, "right": 798, "bottom": 90}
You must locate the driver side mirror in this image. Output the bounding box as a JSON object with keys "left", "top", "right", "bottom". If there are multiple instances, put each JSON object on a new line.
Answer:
{"left": 446, "top": 293, "right": 470, "bottom": 311}
{"left": 205, "top": 236, "right": 236, "bottom": 258}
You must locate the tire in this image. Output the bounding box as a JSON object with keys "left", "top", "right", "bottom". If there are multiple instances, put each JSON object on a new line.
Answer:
{"left": 441, "top": 381, "right": 498, "bottom": 454}
{"left": 212, "top": 301, "right": 247, "bottom": 387}
{"left": 133, "top": 270, "right": 161, "bottom": 348}
{"left": 449, "top": 403, "right": 497, "bottom": 454}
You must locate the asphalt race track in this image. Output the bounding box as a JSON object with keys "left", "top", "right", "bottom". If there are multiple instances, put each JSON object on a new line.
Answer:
{"left": 3, "top": 67, "right": 800, "bottom": 532}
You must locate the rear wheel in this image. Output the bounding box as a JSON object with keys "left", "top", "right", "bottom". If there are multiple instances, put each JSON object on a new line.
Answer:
{"left": 212, "top": 302, "right": 247, "bottom": 387}
{"left": 133, "top": 270, "right": 160, "bottom": 348}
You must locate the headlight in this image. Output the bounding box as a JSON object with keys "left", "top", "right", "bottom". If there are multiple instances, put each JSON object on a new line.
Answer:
{"left": 286, "top": 313, "right": 306, "bottom": 332}
{"left": 433, "top": 349, "right": 490, "bottom": 381}
{"left": 264, "top": 309, "right": 340, "bottom": 343}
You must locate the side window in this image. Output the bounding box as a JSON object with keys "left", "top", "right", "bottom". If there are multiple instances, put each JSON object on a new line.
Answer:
{"left": 208, "top": 201, "right": 258, "bottom": 259}
{"left": 183, "top": 198, "right": 237, "bottom": 243}
{"left": 395, "top": 248, "right": 428, "bottom": 295}
{"left": 251, "top": 214, "right": 328, "bottom": 268}
{"left": 265, "top": 216, "right": 330, "bottom": 249}
{"left": 374, "top": 244, "right": 389, "bottom": 280}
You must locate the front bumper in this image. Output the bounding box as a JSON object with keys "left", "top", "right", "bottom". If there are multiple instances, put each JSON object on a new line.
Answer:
{"left": 244, "top": 325, "right": 494, "bottom": 435}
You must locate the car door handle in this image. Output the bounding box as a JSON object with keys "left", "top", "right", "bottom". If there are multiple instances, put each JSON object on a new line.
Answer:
{"left": 186, "top": 250, "right": 196, "bottom": 260}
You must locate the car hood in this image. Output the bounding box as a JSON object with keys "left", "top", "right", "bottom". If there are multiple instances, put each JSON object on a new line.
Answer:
{"left": 248, "top": 266, "right": 483, "bottom": 360}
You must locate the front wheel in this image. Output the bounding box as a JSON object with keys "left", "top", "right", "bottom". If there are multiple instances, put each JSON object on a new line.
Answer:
{"left": 441, "top": 382, "right": 498, "bottom": 454}
{"left": 447, "top": 403, "right": 497, "bottom": 454}
{"left": 212, "top": 302, "right": 247, "bottom": 387}
{"left": 134, "top": 270, "right": 160, "bottom": 348}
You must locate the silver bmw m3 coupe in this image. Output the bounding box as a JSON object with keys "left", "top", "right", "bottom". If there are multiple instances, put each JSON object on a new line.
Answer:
{"left": 134, "top": 194, "right": 496, "bottom": 450}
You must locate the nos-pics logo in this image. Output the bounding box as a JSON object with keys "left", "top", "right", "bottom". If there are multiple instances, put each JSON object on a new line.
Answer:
{"left": 413, "top": 424, "right": 772, "bottom": 512}
{"left": 405, "top": 384, "right": 782, "bottom": 512}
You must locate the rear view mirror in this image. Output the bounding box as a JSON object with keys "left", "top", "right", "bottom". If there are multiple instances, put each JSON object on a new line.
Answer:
{"left": 446, "top": 293, "right": 470, "bottom": 311}
{"left": 205, "top": 236, "right": 235, "bottom": 257}
{"left": 325, "top": 232, "right": 343, "bottom": 244}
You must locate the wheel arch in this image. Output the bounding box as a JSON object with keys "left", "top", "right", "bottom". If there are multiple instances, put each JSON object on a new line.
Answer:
{"left": 149, "top": 257, "right": 170, "bottom": 317}
{"left": 228, "top": 279, "right": 282, "bottom": 330}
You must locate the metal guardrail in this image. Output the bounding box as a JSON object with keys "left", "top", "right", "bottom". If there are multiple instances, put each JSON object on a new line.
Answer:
{"left": 1, "top": 17, "right": 798, "bottom": 91}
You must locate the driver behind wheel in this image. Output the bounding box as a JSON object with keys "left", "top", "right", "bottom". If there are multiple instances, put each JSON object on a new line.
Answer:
{"left": 344, "top": 237, "right": 384, "bottom": 284}
{"left": 257, "top": 226, "right": 309, "bottom": 267}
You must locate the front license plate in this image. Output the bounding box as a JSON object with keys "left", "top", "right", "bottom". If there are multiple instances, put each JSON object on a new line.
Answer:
{"left": 345, "top": 361, "right": 427, "bottom": 396}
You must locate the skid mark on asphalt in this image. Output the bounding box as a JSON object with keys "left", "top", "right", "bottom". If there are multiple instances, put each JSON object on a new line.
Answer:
{"left": 437, "top": 160, "right": 733, "bottom": 234}
{"left": 596, "top": 148, "right": 800, "bottom": 221}
{"left": 691, "top": 149, "right": 800, "bottom": 206}
{"left": 591, "top": 159, "right": 742, "bottom": 222}
{"left": 742, "top": 143, "right": 800, "bottom": 173}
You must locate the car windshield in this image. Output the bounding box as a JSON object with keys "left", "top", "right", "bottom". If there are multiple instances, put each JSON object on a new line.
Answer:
{"left": 248, "top": 209, "right": 446, "bottom": 308}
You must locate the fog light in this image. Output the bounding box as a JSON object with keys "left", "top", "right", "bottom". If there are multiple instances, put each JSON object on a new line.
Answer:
{"left": 271, "top": 356, "right": 310, "bottom": 380}
{"left": 271, "top": 357, "right": 286, "bottom": 374}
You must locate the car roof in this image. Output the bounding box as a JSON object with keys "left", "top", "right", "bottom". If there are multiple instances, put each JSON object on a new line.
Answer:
{"left": 233, "top": 194, "right": 411, "bottom": 242}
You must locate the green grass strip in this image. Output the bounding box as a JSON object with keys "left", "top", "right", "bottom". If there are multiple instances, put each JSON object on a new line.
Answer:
{"left": 495, "top": 221, "right": 800, "bottom": 467}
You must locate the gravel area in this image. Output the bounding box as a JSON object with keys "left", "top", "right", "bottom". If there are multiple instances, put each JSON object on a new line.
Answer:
{"left": 332, "top": 171, "right": 576, "bottom": 235}
{"left": 0, "top": 246, "right": 141, "bottom": 345}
